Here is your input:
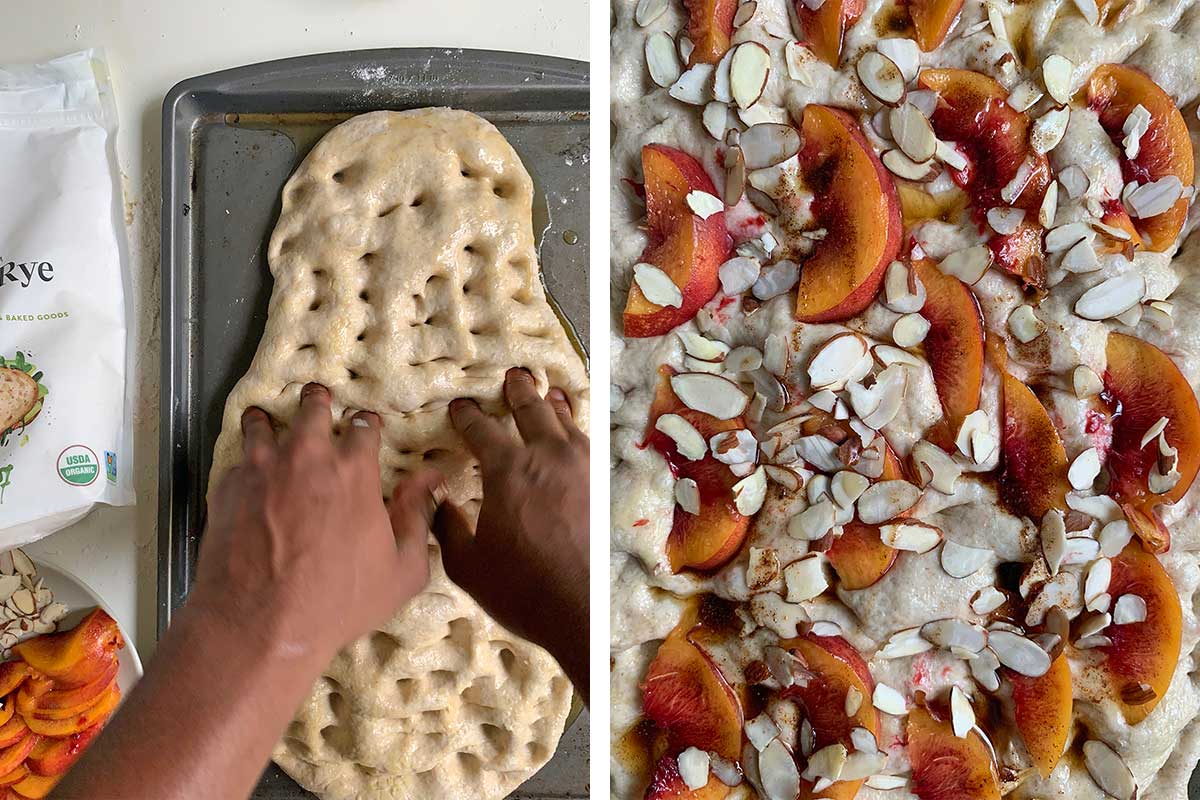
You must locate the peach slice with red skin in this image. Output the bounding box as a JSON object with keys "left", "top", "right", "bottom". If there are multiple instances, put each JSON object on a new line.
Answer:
{"left": 912, "top": 259, "right": 985, "bottom": 450}
{"left": 0, "top": 733, "right": 36, "bottom": 783}
{"left": 26, "top": 723, "right": 105, "bottom": 778}
{"left": 780, "top": 633, "right": 878, "bottom": 800}
{"left": 795, "top": 0, "right": 864, "bottom": 66}
{"left": 1098, "top": 200, "right": 1143, "bottom": 255}
{"left": 794, "top": 105, "right": 901, "bottom": 322}
{"left": 0, "top": 666, "right": 30, "bottom": 701}
{"left": 12, "top": 609, "right": 123, "bottom": 688}
{"left": 1098, "top": 541, "right": 1182, "bottom": 724}
{"left": 10, "top": 771, "right": 57, "bottom": 800}
{"left": 1087, "top": 64, "right": 1194, "bottom": 252}
{"left": 644, "top": 369, "right": 751, "bottom": 573}
{"left": 1102, "top": 331, "right": 1200, "bottom": 552}
{"left": 0, "top": 719, "right": 26, "bottom": 752}
{"left": 988, "top": 218, "right": 1046, "bottom": 292}
{"left": 999, "top": 373, "right": 1070, "bottom": 522}
{"left": 1005, "top": 653, "right": 1071, "bottom": 778}
{"left": 918, "top": 69, "right": 1051, "bottom": 213}
{"left": 910, "top": 0, "right": 965, "bottom": 51}
{"left": 826, "top": 443, "right": 906, "bottom": 589}
{"left": 683, "top": 0, "right": 738, "bottom": 66}
{"left": 908, "top": 706, "right": 1000, "bottom": 799}
{"left": 22, "top": 683, "right": 118, "bottom": 738}
{"left": 0, "top": 765, "right": 25, "bottom": 788}
{"left": 624, "top": 145, "right": 731, "bottom": 339}
{"left": 641, "top": 609, "right": 744, "bottom": 760}
{"left": 26, "top": 658, "right": 117, "bottom": 719}
{"left": 643, "top": 752, "right": 731, "bottom": 800}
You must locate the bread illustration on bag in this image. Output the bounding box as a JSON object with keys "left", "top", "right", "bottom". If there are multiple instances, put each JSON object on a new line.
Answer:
{"left": 0, "top": 353, "right": 46, "bottom": 446}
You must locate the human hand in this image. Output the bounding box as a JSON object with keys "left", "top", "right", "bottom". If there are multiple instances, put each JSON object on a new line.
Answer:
{"left": 192, "top": 383, "right": 441, "bottom": 665}
{"left": 435, "top": 368, "right": 589, "bottom": 697}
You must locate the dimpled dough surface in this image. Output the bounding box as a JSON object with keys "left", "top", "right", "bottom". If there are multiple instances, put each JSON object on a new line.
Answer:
{"left": 207, "top": 108, "right": 587, "bottom": 800}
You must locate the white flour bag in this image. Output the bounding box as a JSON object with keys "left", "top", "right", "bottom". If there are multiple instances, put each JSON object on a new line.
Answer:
{"left": 0, "top": 49, "right": 134, "bottom": 543}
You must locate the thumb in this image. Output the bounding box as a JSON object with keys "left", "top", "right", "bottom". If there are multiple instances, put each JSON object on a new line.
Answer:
{"left": 389, "top": 470, "right": 444, "bottom": 553}
{"left": 432, "top": 502, "right": 484, "bottom": 595}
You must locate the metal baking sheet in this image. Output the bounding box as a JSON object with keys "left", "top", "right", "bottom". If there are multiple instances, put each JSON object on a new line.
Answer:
{"left": 158, "top": 48, "right": 589, "bottom": 800}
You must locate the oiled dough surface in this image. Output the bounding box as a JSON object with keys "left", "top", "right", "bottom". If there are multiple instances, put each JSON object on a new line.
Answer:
{"left": 209, "top": 108, "right": 588, "bottom": 800}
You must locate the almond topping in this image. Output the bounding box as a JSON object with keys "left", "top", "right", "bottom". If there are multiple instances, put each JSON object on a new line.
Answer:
{"left": 632, "top": 262, "right": 683, "bottom": 308}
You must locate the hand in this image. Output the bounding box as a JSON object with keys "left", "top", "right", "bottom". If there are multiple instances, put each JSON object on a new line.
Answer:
{"left": 435, "top": 368, "right": 589, "bottom": 698}
{"left": 192, "top": 383, "right": 441, "bottom": 665}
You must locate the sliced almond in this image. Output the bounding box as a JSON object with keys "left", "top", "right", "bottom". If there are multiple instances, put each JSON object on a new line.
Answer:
{"left": 878, "top": 628, "right": 933, "bottom": 659}
{"left": 671, "top": 372, "right": 751, "bottom": 419}
{"left": 950, "top": 686, "right": 975, "bottom": 739}
{"left": 935, "top": 139, "right": 968, "bottom": 171}
{"left": 808, "top": 333, "right": 869, "bottom": 390}
{"left": 633, "top": 262, "right": 683, "bottom": 308}
{"left": 1072, "top": 0, "right": 1100, "bottom": 24}
{"left": 857, "top": 480, "right": 920, "bottom": 524}
{"left": 9, "top": 589, "right": 34, "bottom": 617}
{"left": 857, "top": 51, "right": 905, "bottom": 106}
{"left": 675, "top": 477, "right": 701, "bottom": 515}
{"left": 734, "top": 0, "right": 758, "bottom": 27}
{"left": 713, "top": 48, "right": 735, "bottom": 103}
{"left": 703, "top": 101, "right": 733, "bottom": 140}
{"left": 1000, "top": 156, "right": 1038, "bottom": 205}
{"left": 938, "top": 245, "right": 992, "bottom": 284}
{"left": 788, "top": 499, "right": 836, "bottom": 541}
{"left": 872, "top": 683, "right": 908, "bottom": 716}
{"left": 1075, "top": 273, "right": 1145, "bottom": 320}
{"left": 1073, "top": 365, "right": 1102, "bottom": 400}
{"left": 741, "top": 123, "right": 802, "bottom": 169}
{"left": 646, "top": 32, "right": 683, "bottom": 88}
{"left": 752, "top": 259, "right": 800, "bottom": 300}
{"left": 893, "top": 313, "right": 930, "bottom": 347}
{"left": 1126, "top": 175, "right": 1184, "bottom": 219}
{"left": 803, "top": 743, "right": 847, "bottom": 782}
{"left": 880, "top": 521, "right": 942, "bottom": 553}
{"left": 1039, "top": 180, "right": 1059, "bottom": 227}
{"left": 764, "top": 464, "right": 803, "bottom": 492}
{"left": 882, "top": 149, "right": 938, "bottom": 181}
{"left": 656, "top": 414, "right": 707, "bottom": 460}
{"left": 1062, "top": 535, "right": 1101, "bottom": 566}
{"left": 784, "top": 555, "right": 829, "bottom": 603}
{"left": 941, "top": 540, "right": 992, "bottom": 579}
{"left": 882, "top": 260, "right": 926, "bottom": 313}
{"left": 988, "top": 630, "right": 1051, "bottom": 677}
{"left": 1031, "top": 106, "right": 1070, "bottom": 154}
{"left": 1084, "top": 557, "right": 1112, "bottom": 607}
{"left": 831, "top": 470, "right": 870, "bottom": 509}
{"left": 1007, "top": 304, "right": 1045, "bottom": 343}
{"left": 955, "top": 409, "right": 996, "bottom": 464}
{"left": 877, "top": 38, "right": 920, "bottom": 83}
{"left": 971, "top": 586, "right": 1006, "bottom": 615}
{"left": 724, "top": 145, "right": 747, "bottom": 206}
{"left": 890, "top": 103, "right": 937, "bottom": 163}
{"left": 686, "top": 189, "right": 725, "bottom": 219}
{"left": 1059, "top": 166, "right": 1090, "bottom": 199}
{"left": 730, "top": 42, "right": 771, "bottom": 109}
{"left": 784, "top": 41, "right": 816, "bottom": 86}
{"left": 912, "top": 440, "right": 961, "bottom": 493}
{"left": 635, "top": 0, "right": 670, "bottom": 26}
{"left": 746, "top": 713, "right": 782, "bottom": 751}
{"left": 1041, "top": 54, "right": 1073, "bottom": 105}
{"left": 734, "top": 467, "right": 768, "bottom": 515}
{"left": 987, "top": 207, "right": 1025, "bottom": 235}
{"left": 724, "top": 346, "right": 764, "bottom": 375}
{"left": 1007, "top": 81, "right": 1043, "bottom": 113}
{"left": 921, "top": 618, "right": 987, "bottom": 653}
{"left": 719, "top": 255, "right": 763, "bottom": 295}
{"left": 670, "top": 64, "right": 715, "bottom": 105}
{"left": 760, "top": 738, "right": 802, "bottom": 800}
{"left": 1067, "top": 447, "right": 1101, "bottom": 491}
{"left": 1113, "top": 593, "right": 1147, "bottom": 625}
{"left": 1060, "top": 238, "right": 1101, "bottom": 273}
{"left": 1082, "top": 740, "right": 1136, "bottom": 800}
{"left": 1097, "top": 519, "right": 1133, "bottom": 557}
{"left": 678, "top": 331, "right": 731, "bottom": 362}
{"left": 1122, "top": 104, "right": 1151, "bottom": 160}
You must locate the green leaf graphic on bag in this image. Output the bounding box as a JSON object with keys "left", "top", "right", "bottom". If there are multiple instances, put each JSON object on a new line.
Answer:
{"left": 0, "top": 352, "right": 48, "bottom": 447}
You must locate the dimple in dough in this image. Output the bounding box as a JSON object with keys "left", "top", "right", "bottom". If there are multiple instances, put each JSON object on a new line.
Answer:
{"left": 207, "top": 108, "right": 589, "bottom": 800}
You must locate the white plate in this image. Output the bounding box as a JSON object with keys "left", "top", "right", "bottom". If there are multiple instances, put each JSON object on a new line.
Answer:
{"left": 27, "top": 559, "right": 142, "bottom": 695}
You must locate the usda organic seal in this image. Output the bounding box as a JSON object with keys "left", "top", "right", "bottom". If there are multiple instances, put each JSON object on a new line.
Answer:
{"left": 57, "top": 445, "right": 99, "bottom": 486}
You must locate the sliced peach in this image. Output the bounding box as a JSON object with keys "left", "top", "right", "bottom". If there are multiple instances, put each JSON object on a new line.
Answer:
{"left": 0, "top": 719, "right": 26, "bottom": 751}
{"left": 683, "top": 0, "right": 738, "bottom": 65}
{"left": 1087, "top": 64, "right": 1194, "bottom": 252}
{"left": 918, "top": 69, "right": 1051, "bottom": 212}
{"left": 988, "top": 218, "right": 1046, "bottom": 292}
{"left": 1098, "top": 200, "right": 1143, "bottom": 254}
{"left": 23, "top": 683, "right": 118, "bottom": 738}
{"left": 908, "top": 706, "right": 1000, "bottom": 800}
{"left": 1005, "top": 653, "right": 1071, "bottom": 778}
{"left": 0, "top": 765, "right": 25, "bottom": 788}
{"left": 912, "top": 259, "right": 985, "bottom": 449}
{"left": 12, "top": 609, "right": 123, "bottom": 688}
{"left": 624, "top": 145, "right": 730, "bottom": 339}
{"left": 645, "top": 369, "right": 751, "bottom": 573}
{"left": 826, "top": 522, "right": 899, "bottom": 590}
{"left": 1102, "top": 331, "right": 1200, "bottom": 552}
{"left": 13, "top": 677, "right": 51, "bottom": 721}
{"left": 0, "top": 665, "right": 31, "bottom": 700}
{"left": 780, "top": 633, "right": 878, "bottom": 800}
{"left": 644, "top": 752, "right": 731, "bottom": 799}
{"left": 999, "top": 373, "right": 1069, "bottom": 521}
{"left": 0, "top": 699, "right": 12, "bottom": 730}
{"left": 795, "top": 105, "right": 901, "bottom": 322}
{"left": 910, "top": 0, "right": 965, "bottom": 51}
{"left": 642, "top": 610, "right": 744, "bottom": 760}
{"left": 0, "top": 733, "right": 36, "bottom": 782}
{"left": 26, "top": 723, "right": 104, "bottom": 778}
{"left": 26, "top": 659, "right": 117, "bottom": 720}
{"left": 796, "top": 0, "right": 864, "bottom": 66}
{"left": 1098, "top": 542, "right": 1182, "bottom": 724}
{"left": 10, "top": 772, "right": 57, "bottom": 800}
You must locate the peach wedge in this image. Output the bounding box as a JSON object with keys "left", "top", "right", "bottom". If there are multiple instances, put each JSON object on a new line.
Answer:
{"left": 795, "top": 105, "right": 901, "bottom": 322}
{"left": 908, "top": 706, "right": 999, "bottom": 800}
{"left": 1005, "top": 653, "right": 1071, "bottom": 778}
{"left": 999, "top": 373, "right": 1069, "bottom": 522}
{"left": 910, "top": 0, "right": 965, "bottom": 51}
{"left": 624, "top": 145, "right": 731, "bottom": 339}
{"left": 644, "top": 752, "right": 731, "bottom": 799}
{"left": 796, "top": 0, "right": 864, "bottom": 67}
{"left": 684, "top": 0, "right": 738, "bottom": 65}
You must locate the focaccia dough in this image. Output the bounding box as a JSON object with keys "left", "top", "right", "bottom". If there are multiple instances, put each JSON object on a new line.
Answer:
{"left": 208, "top": 108, "right": 588, "bottom": 800}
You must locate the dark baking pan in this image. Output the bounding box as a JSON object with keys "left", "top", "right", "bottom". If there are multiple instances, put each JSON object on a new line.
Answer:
{"left": 158, "top": 48, "right": 589, "bottom": 800}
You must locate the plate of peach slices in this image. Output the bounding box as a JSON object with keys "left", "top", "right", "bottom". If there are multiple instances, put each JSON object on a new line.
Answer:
{"left": 0, "top": 558, "right": 140, "bottom": 799}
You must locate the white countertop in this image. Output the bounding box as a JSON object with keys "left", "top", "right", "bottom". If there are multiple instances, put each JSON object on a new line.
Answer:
{"left": 4, "top": 0, "right": 588, "bottom": 659}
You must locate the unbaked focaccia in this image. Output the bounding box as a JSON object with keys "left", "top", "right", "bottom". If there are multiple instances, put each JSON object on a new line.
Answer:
{"left": 209, "top": 108, "right": 588, "bottom": 800}
{"left": 610, "top": 1, "right": 1200, "bottom": 798}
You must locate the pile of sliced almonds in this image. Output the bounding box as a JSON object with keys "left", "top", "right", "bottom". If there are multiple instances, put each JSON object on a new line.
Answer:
{"left": 0, "top": 549, "right": 66, "bottom": 656}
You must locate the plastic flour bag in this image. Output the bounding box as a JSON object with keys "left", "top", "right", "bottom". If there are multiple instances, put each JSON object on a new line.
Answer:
{"left": 0, "top": 49, "right": 134, "bottom": 544}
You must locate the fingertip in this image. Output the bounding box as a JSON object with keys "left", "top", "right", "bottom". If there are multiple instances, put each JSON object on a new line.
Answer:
{"left": 350, "top": 410, "right": 381, "bottom": 429}
{"left": 301, "top": 382, "right": 330, "bottom": 400}
{"left": 505, "top": 367, "right": 534, "bottom": 384}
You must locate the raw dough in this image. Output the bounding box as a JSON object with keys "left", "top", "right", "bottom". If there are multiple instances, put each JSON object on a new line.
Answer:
{"left": 208, "top": 108, "right": 588, "bottom": 800}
